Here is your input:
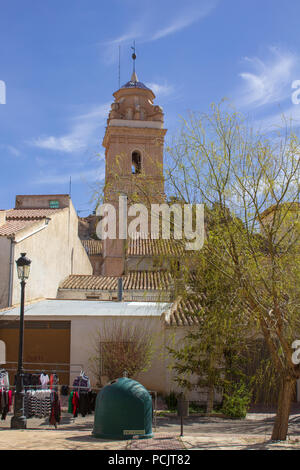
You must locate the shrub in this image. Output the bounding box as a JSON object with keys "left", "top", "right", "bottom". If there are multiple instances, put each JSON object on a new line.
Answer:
{"left": 221, "top": 382, "right": 251, "bottom": 419}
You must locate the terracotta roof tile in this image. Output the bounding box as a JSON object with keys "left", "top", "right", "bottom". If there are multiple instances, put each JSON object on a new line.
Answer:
{"left": 165, "top": 298, "right": 203, "bottom": 327}
{"left": 79, "top": 236, "right": 184, "bottom": 257}
{"left": 127, "top": 236, "right": 184, "bottom": 256}
{"left": 81, "top": 239, "right": 103, "bottom": 255}
{"left": 60, "top": 271, "right": 172, "bottom": 291}
{"left": 122, "top": 271, "right": 172, "bottom": 290}
{"left": 6, "top": 208, "right": 62, "bottom": 220}
{"left": 0, "top": 220, "right": 35, "bottom": 236}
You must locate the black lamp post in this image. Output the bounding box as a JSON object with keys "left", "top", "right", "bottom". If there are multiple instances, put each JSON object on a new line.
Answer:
{"left": 11, "top": 253, "right": 31, "bottom": 429}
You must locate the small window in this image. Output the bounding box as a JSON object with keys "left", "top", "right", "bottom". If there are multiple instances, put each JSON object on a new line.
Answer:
{"left": 132, "top": 151, "right": 141, "bottom": 174}
{"left": 49, "top": 200, "right": 60, "bottom": 209}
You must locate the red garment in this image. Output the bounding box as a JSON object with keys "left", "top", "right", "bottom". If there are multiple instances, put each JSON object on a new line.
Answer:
{"left": 72, "top": 391, "right": 79, "bottom": 417}
{"left": 8, "top": 390, "right": 12, "bottom": 409}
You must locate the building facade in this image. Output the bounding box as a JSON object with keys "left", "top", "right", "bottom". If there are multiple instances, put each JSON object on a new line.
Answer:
{"left": 0, "top": 194, "right": 92, "bottom": 309}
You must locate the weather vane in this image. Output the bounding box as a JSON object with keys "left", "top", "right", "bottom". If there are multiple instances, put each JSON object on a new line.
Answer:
{"left": 131, "top": 41, "right": 136, "bottom": 74}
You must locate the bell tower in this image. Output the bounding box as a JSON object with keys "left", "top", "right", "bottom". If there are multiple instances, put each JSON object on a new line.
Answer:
{"left": 101, "top": 52, "right": 167, "bottom": 276}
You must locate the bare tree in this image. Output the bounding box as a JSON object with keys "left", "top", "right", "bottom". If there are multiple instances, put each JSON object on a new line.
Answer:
{"left": 89, "top": 318, "right": 157, "bottom": 386}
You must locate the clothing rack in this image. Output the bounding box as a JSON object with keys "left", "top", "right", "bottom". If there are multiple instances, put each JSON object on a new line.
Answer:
{"left": 4, "top": 384, "right": 102, "bottom": 391}
{"left": 2, "top": 361, "right": 84, "bottom": 373}
{"left": 4, "top": 368, "right": 70, "bottom": 373}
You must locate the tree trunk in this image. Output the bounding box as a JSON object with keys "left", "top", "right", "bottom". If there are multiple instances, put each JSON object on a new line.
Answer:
{"left": 206, "top": 385, "right": 214, "bottom": 414}
{"left": 271, "top": 376, "right": 295, "bottom": 441}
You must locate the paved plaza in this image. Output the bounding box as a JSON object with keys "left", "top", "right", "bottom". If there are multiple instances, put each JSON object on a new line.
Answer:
{"left": 1, "top": 408, "right": 300, "bottom": 450}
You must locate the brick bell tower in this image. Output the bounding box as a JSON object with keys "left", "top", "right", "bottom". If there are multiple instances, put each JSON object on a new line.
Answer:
{"left": 101, "top": 51, "right": 167, "bottom": 276}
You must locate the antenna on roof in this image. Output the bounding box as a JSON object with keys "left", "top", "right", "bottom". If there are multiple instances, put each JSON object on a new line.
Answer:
{"left": 69, "top": 176, "right": 72, "bottom": 198}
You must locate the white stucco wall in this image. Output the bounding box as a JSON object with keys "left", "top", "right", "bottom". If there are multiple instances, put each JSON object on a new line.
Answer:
{"left": 1, "top": 301, "right": 170, "bottom": 394}
{"left": 0, "top": 300, "right": 211, "bottom": 400}
{"left": 0, "top": 237, "right": 12, "bottom": 308}
{"left": 69, "top": 315, "right": 167, "bottom": 393}
{"left": 11, "top": 203, "right": 92, "bottom": 306}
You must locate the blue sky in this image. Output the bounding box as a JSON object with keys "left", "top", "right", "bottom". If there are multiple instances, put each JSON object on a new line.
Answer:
{"left": 1, "top": 0, "right": 300, "bottom": 214}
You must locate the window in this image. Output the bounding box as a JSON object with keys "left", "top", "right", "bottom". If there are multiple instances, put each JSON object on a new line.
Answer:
{"left": 131, "top": 151, "right": 141, "bottom": 174}
{"left": 49, "top": 200, "right": 60, "bottom": 209}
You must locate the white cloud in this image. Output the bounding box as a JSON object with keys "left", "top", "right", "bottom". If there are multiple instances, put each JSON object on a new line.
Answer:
{"left": 237, "top": 47, "right": 298, "bottom": 109}
{"left": 145, "top": 82, "right": 174, "bottom": 97}
{"left": 30, "top": 103, "right": 110, "bottom": 153}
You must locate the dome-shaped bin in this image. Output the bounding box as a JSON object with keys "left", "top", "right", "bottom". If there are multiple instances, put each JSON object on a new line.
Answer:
{"left": 93, "top": 377, "right": 153, "bottom": 440}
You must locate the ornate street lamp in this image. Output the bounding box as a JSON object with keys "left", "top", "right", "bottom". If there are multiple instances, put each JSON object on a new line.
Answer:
{"left": 11, "top": 253, "right": 31, "bottom": 429}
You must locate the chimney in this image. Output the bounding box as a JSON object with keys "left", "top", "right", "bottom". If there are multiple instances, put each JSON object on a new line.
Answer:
{"left": 118, "top": 277, "right": 123, "bottom": 301}
{"left": 0, "top": 210, "right": 6, "bottom": 227}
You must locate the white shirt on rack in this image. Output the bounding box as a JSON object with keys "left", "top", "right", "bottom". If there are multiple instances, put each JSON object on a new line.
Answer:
{"left": 40, "top": 373, "right": 49, "bottom": 389}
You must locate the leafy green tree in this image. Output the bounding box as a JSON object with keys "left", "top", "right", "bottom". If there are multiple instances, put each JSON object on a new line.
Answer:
{"left": 165, "top": 103, "right": 300, "bottom": 440}
{"left": 166, "top": 211, "right": 255, "bottom": 414}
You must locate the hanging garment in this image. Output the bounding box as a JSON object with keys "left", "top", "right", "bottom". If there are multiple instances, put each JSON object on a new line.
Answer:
{"left": 0, "top": 389, "right": 12, "bottom": 420}
{"left": 61, "top": 385, "right": 69, "bottom": 396}
{"left": 87, "top": 391, "right": 97, "bottom": 413}
{"left": 0, "top": 371, "right": 9, "bottom": 388}
{"left": 68, "top": 391, "right": 74, "bottom": 414}
{"left": 40, "top": 373, "right": 50, "bottom": 389}
{"left": 72, "top": 373, "right": 90, "bottom": 392}
{"left": 78, "top": 392, "right": 90, "bottom": 417}
{"left": 72, "top": 391, "right": 79, "bottom": 417}
{"left": 49, "top": 373, "right": 59, "bottom": 390}
{"left": 49, "top": 391, "right": 61, "bottom": 427}
{"left": 24, "top": 390, "right": 51, "bottom": 419}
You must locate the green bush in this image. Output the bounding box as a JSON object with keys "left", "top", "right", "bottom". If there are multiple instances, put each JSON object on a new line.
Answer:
{"left": 221, "top": 382, "right": 251, "bottom": 419}
{"left": 189, "top": 403, "right": 206, "bottom": 414}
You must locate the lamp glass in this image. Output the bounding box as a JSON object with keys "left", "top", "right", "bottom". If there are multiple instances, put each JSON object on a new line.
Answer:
{"left": 17, "top": 264, "right": 30, "bottom": 281}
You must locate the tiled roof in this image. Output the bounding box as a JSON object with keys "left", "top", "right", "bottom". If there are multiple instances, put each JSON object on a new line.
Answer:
{"left": 0, "top": 208, "right": 63, "bottom": 237}
{"left": 6, "top": 208, "right": 62, "bottom": 220}
{"left": 0, "top": 209, "right": 62, "bottom": 236}
{"left": 127, "top": 237, "right": 184, "bottom": 256}
{"left": 79, "top": 236, "right": 184, "bottom": 257}
{"left": 121, "top": 80, "right": 151, "bottom": 91}
{"left": 165, "top": 298, "right": 203, "bottom": 327}
{"left": 81, "top": 239, "right": 103, "bottom": 255}
{"left": 0, "top": 220, "right": 35, "bottom": 237}
{"left": 123, "top": 271, "right": 172, "bottom": 290}
{"left": 60, "top": 271, "right": 173, "bottom": 291}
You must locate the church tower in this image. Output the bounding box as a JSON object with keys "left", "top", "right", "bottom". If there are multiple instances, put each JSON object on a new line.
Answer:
{"left": 101, "top": 54, "right": 167, "bottom": 276}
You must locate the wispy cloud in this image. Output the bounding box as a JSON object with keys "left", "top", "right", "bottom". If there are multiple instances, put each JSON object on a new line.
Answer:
{"left": 236, "top": 47, "right": 298, "bottom": 109}
{"left": 145, "top": 82, "right": 174, "bottom": 97}
{"left": 29, "top": 103, "right": 110, "bottom": 153}
{"left": 0, "top": 144, "right": 21, "bottom": 157}
{"left": 253, "top": 104, "right": 300, "bottom": 133}
{"left": 33, "top": 168, "right": 105, "bottom": 185}
{"left": 150, "top": 3, "right": 216, "bottom": 41}
{"left": 101, "top": 1, "right": 217, "bottom": 64}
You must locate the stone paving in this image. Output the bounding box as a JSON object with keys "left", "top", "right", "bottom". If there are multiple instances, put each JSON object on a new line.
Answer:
{"left": 1, "top": 408, "right": 300, "bottom": 450}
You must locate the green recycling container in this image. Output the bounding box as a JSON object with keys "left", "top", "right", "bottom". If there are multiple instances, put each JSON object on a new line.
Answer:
{"left": 92, "top": 377, "right": 153, "bottom": 440}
